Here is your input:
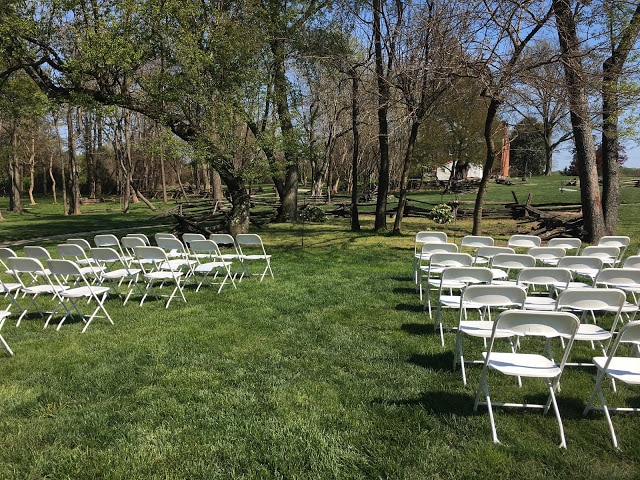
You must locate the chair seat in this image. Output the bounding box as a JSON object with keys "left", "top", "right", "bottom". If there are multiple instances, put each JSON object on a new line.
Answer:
{"left": 523, "top": 296, "right": 557, "bottom": 310}
{"left": 102, "top": 268, "right": 142, "bottom": 280}
{"left": 575, "top": 324, "right": 611, "bottom": 342}
{"left": 593, "top": 356, "right": 640, "bottom": 385}
{"left": 483, "top": 351, "right": 562, "bottom": 378}
{"left": 241, "top": 254, "right": 271, "bottom": 260}
{"left": 60, "top": 285, "right": 110, "bottom": 299}
{"left": 144, "top": 271, "right": 184, "bottom": 281}
{"left": 459, "top": 321, "right": 512, "bottom": 339}
{"left": 23, "top": 285, "right": 66, "bottom": 295}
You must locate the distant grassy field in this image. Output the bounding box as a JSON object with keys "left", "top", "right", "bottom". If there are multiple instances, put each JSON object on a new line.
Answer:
{"left": 0, "top": 175, "right": 638, "bottom": 478}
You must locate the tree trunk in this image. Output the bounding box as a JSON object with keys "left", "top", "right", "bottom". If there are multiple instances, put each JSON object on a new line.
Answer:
{"left": 601, "top": 4, "right": 640, "bottom": 235}
{"left": 8, "top": 129, "right": 22, "bottom": 213}
{"left": 350, "top": 68, "right": 361, "bottom": 232}
{"left": 67, "top": 107, "right": 82, "bottom": 215}
{"left": 27, "top": 137, "right": 36, "bottom": 205}
{"left": 472, "top": 99, "right": 499, "bottom": 235}
{"left": 553, "top": 0, "right": 605, "bottom": 243}
{"left": 373, "top": 0, "right": 390, "bottom": 231}
{"left": 392, "top": 121, "right": 420, "bottom": 235}
{"left": 271, "top": 38, "right": 298, "bottom": 222}
{"left": 49, "top": 151, "right": 57, "bottom": 204}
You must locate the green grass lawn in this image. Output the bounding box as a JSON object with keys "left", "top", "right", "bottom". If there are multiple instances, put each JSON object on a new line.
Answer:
{"left": 0, "top": 178, "right": 639, "bottom": 478}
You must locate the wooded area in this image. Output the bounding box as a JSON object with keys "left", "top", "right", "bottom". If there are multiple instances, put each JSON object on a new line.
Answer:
{"left": 1, "top": 0, "right": 640, "bottom": 241}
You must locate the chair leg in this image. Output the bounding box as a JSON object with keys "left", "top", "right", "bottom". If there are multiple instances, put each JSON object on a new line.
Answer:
{"left": 544, "top": 380, "right": 567, "bottom": 449}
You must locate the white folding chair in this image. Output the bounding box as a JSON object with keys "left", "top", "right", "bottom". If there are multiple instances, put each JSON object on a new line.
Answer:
{"left": 90, "top": 247, "right": 143, "bottom": 305}
{"left": 209, "top": 234, "right": 243, "bottom": 281}
{"left": 507, "top": 234, "right": 542, "bottom": 250}
{"left": 594, "top": 268, "right": 640, "bottom": 321}
{"left": 189, "top": 239, "right": 235, "bottom": 293}
{"left": 473, "top": 310, "right": 580, "bottom": 448}
{"left": 583, "top": 320, "right": 640, "bottom": 449}
{"left": 0, "top": 309, "right": 13, "bottom": 356}
{"left": 489, "top": 253, "right": 536, "bottom": 283}
{"left": 422, "top": 252, "right": 473, "bottom": 309}
{"left": 23, "top": 245, "right": 53, "bottom": 276}
{"left": 236, "top": 233, "right": 273, "bottom": 282}
{"left": 434, "top": 267, "right": 493, "bottom": 346}
{"left": 597, "top": 236, "right": 630, "bottom": 266}
{"left": 0, "top": 247, "right": 19, "bottom": 275}
{"left": 527, "top": 246, "right": 566, "bottom": 267}
{"left": 557, "top": 255, "right": 604, "bottom": 286}
{"left": 7, "top": 256, "right": 67, "bottom": 327}
{"left": 154, "top": 232, "right": 177, "bottom": 245}
{"left": 0, "top": 276, "right": 23, "bottom": 317}
{"left": 473, "top": 246, "right": 515, "bottom": 266}
{"left": 555, "top": 288, "right": 626, "bottom": 362}
{"left": 623, "top": 255, "right": 640, "bottom": 270}
{"left": 66, "top": 238, "right": 92, "bottom": 251}
{"left": 134, "top": 246, "right": 187, "bottom": 308}
{"left": 413, "top": 231, "right": 447, "bottom": 282}
{"left": 125, "top": 233, "right": 151, "bottom": 245}
{"left": 94, "top": 234, "right": 132, "bottom": 265}
{"left": 45, "top": 259, "right": 113, "bottom": 332}
{"left": 155, "top": 237, "right": 197, "bottom": 278}
{"left": 518, "top": 267, "right": 572, "bottom": 311}
{"left": 56, "top": 243, "right": 103, "bottom": 280}
{"left": 581, "top": 245, "right": 620, "bottom": 268}
{"left": 416, "top": 243, "right": 459, "bottom": 294}
{"left": 454, "top": 284, "right": 527, "bottom": 385}
{"left": 548, "top": 237, "right": 582, "bottom": 255}
{"left": 460, "top": 235, "right": 494, "bottom": 253}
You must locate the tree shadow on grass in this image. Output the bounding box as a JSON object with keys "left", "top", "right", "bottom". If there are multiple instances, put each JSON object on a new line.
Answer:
{"left": 408, "top": 350, "right": 454, "bottom": 371}
{"left": 395, "top": 303, "right": 425, "bottom": 313}
{"left": 392, "top": 286, "right": 418, "bottom": 296}
{"left": 374, "top": 390, "right": 475, "bottom": 416}
{"left": 400, "top": 322, "right": 433, "bottom": 336}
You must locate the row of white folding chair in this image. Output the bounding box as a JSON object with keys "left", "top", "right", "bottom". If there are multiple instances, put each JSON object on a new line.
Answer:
{"left": 5, "top": 256, "right": 112, "bottom": 332}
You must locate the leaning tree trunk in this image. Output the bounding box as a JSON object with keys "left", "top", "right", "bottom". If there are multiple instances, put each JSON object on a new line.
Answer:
{"left": 27, "top": 137, "right": 37, "bottom": 205}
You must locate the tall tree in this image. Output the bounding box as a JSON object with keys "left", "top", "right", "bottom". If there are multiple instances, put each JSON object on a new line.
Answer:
{"left": 600, "top": 1, "right": 640, "bottom": 235}
{"left": 553, "top": 0, "right": 606, "bottom": 242}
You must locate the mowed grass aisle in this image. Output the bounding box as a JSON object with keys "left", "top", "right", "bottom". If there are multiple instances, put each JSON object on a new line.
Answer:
{"left": 0, "top": 218, "right": 639, "bottom": 479}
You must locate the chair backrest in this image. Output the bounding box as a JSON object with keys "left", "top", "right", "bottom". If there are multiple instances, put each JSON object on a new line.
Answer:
{"left": 440, "top": 266, "right": 493, "bottom": 285}
{"left": 90, "top": 247, "right": 124, "bottom": 264}
{"left": 594, "top": 268, "right": 640, "bottom": 289}
{"left": 156, "top": 237, "right": 188, "bottom": 254}
{"left": 598, "top": 235, "right": 630, "bottom": 249}
{"left": 580, "top": 245, "right": 620, "bottom": 261}
{"left": 134, "top": 245, "right": 168, "bottom": 262}
{"left": 492, "top": 309, "right": 580, "bottom": 340}
{"left": 0, "top": 247, "right": 18, "bottom": 271}
{"left": 460, "top": 284, "right": 527, "bottom": 308}
{"left": 189, "top": 239, "right": 222, "bottom": 257}
{"left": 475, "top": 246, "right": 515, "bottom": 262}
{"left": 56, "top": 243, "right": 88, "bottom": 260}
{"left": 517, "top": 267, "right": 572, "bottom": 288}
{"left": 66, "top": 238, "right": 92, "bottom": 250}
{"left": 420, "top": 242, "right": 459, "bottom": 256}
{"left": 527, "top": 246, "right": 566, "bottom": 263}
{"left": 547, "top": 237, "right": 582, "bottom": 253}
{"left": 122, "top": 236, "right": 147, "bottom": 249}
{"left": 414, "top": 231, "right": 447, "bottom": 247}
{"left": 623, "top": 255, "right": 640, "bottom": 270}
{"left": 182, "top": 233, "right": 206, "bottom": 247}
{"left": 209, "top": 234, "right": 240, "bottom": 256}
{"left": 23, "top": 245, "right": 51, "bottom": 260}
{"left": 7, "top": 256, "right": 46, "bottom": 275}
{"left": 46, "top": 258, "right": 82, "bottom": 278}
{"left": 125, "top": 233, "right": 150, "bottom": 245}
{"left": 507, "top": 234, "right": 541, "bottom": 249}
{"left": 154, "top": 233, "right": 177, "bottom": 245}
{"left": 94, "top": 234, "right": 121, "bottom": 248}
{"left": 608, "top": 320, "right": 640, "bottom": 349}
{"left": 236, "top": 233, "right": 265, "bottom": 247}
{"left": 557, "top": 255, "right": 604, "bottom": 272}
{"left": 460, "top": 235, "right": 494, "bottom": 249}
{"left": 429, "top": 253, "right": 474, "bottom": 269}
{"left": 555, "top": 287, "right": 626, "bottom": 313}
{"left": 490, "top": 253, "right": 536, "bottom": 270}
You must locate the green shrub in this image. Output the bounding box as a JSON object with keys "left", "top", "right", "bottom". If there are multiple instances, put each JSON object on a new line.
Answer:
{"left": 430, "top": 203, "right": 454, "bottom": 224}
{"left": 301, "top": 204, "right": 326, "bottom": 222}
